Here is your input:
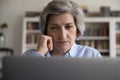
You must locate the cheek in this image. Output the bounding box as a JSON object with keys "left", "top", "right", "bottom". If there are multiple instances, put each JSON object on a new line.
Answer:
{"left": 47, "top": 32, "right": 58, "bottom": 40}
{"left": 70, "top": 29, "right": 77, "bottom": 38}
{"left": 70, "top": 34, "right": 76, "bottom": 41}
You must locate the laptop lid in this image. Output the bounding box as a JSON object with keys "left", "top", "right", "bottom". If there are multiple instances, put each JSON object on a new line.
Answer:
{"left": 2, "top": 56, "right": 120, "bottom": 80}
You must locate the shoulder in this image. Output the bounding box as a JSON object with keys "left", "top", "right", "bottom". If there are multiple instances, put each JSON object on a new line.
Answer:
{"left": 74, "top": 44, "right": 102, "bottom": 58}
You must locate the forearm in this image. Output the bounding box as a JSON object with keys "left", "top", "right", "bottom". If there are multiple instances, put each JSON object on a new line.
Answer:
{"left": 22, "top": 49, "right": 45, "bottom": 57}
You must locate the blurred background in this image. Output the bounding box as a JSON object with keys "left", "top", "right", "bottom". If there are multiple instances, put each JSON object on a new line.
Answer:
{"left": 0, "top": 0, "right": 120, "bottom": 56}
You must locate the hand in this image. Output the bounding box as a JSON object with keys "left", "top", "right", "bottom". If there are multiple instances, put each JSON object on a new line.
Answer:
{"left": 37, "top": 35, "right": 53, "bottom": 56}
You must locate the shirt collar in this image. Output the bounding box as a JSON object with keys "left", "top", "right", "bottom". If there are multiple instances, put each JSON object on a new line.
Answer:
{"left": 67, "top": 43, "right": 77, "bottom": 57}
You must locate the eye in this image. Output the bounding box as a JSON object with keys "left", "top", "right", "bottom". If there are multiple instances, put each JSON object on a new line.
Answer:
{"left": 49, "top": 26, "right": 59, "bottom": 30}
{"left": 65, "top": 25, "right": 73, "bottom": 29}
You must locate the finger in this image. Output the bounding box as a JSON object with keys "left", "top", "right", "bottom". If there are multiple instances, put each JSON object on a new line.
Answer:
{"left": 47, "top": 37, "right": 53, "bottom": 51}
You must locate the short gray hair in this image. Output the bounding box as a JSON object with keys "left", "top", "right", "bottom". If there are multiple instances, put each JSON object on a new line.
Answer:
{"left": 40, "top": 0, "right": 85, "bottom": 38}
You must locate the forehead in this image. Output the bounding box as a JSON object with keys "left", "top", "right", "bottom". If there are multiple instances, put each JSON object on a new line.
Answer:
{"left": 47, "top": 13, "right": 75, "bottom": 24}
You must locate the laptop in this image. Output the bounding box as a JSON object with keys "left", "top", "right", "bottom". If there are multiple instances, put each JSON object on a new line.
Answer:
{"left": 2, "top": 56, "right": 120, "bottom": 80}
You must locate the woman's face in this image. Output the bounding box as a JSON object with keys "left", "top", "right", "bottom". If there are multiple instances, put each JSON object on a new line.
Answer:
{"left": 47, "top": 13, "right": 77, "bottom": 53}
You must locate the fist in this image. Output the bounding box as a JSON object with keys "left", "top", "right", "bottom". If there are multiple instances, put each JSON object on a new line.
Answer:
{"left": 37, "top": 35, "right": 53, "bottom": 56}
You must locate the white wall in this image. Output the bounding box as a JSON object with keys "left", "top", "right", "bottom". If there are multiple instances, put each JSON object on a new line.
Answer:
{"left": 0, "top": 0, "right": 52, "bottom": 55}
{"left": 0, "top": 0, "right": 120, "bottom": 55}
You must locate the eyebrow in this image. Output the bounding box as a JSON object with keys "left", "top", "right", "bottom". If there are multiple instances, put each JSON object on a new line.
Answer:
{"left": 66, "top": 23, "right": 73, "bottom": 25}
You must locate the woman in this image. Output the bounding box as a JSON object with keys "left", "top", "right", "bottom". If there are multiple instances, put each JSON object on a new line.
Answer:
{"left": 23, "top": 0, "right": 102, "bottom": 57}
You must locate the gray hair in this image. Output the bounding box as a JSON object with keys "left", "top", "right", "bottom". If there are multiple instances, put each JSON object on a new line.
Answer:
{"left": 40, "top": 0, "right": 85, "bottom": 38}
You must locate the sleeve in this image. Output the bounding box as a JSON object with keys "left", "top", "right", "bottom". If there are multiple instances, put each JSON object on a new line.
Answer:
{"left": 22, "top": 49, "right": 45, "bottom": 57}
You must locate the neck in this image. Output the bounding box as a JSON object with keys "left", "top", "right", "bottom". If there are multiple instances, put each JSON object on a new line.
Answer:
{"left": 50, "top": 49, "right": 66, "bottom": 56}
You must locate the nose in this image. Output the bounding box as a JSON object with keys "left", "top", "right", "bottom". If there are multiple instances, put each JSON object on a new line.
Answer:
{"left": 58, "top": 27, "right": 67, "bottom": 40}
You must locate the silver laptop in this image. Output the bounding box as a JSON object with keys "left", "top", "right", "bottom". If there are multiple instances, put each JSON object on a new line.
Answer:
{"left": 2, "top": 56, "right": 120, "bottom": 80}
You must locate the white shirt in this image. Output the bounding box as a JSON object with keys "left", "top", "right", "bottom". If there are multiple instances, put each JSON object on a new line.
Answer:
{"left": 23, "top": 43, "right": 102, "bottom": 58}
